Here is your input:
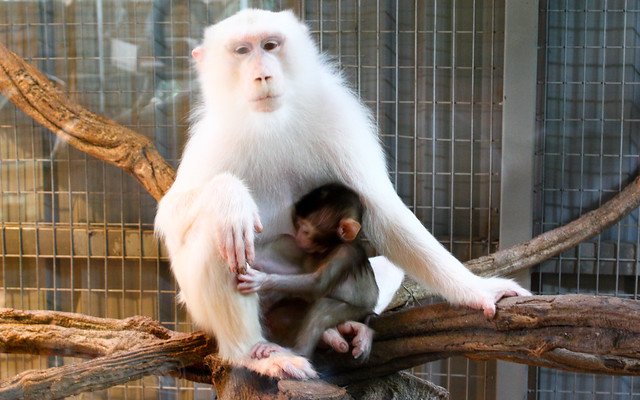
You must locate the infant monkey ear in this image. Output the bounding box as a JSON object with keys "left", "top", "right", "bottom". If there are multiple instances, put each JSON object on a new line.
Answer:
{"left": 338, "top": 218, "right": 361, "bottom": 242}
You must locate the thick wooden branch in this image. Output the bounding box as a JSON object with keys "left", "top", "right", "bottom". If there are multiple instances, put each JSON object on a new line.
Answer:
{"left": 0, "top": 333, "right": 212, "bottom": 400}
{"left": 2, "top": 295, "right": 640, "bottom": 398}
{"left": 0, "top": 41, "right": 175, "bottom": 201}
{"left": 326, "top": 294, "right": 640, "bottom": 384}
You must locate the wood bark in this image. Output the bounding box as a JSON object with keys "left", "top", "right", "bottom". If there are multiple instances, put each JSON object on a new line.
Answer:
{"left": 0, "top": 41, "right": 175, "bottom": 201}
{"left": 1, "top": 42, "right": 640, "bottom": 399}
{"left": 2, "top": 294, "right": 640, "bottom": 398}
{"left": 327, "top": 294, "right": 640, "bottom": 384}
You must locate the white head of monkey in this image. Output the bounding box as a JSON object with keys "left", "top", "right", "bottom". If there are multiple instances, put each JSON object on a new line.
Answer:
{"left": 191, "top": 9, "right": 320, "bottom": 114}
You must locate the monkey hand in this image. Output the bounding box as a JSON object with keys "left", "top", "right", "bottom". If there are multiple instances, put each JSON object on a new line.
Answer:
{"left": 207, "top": 174, "right": 263, "bottom": 274}
{"left": 237, "top": 266, "right": 270, "bottom": 293}
{"left": 321, "top": 321, "right": 373, "bottom": 361}
{"left": 462, "top": 277, "right": 532, "bottom": 319}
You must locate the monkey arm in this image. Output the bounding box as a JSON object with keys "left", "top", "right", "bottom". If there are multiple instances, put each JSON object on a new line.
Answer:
{"left": 238, "top": 246, "right": 355, "bottom": 298}
{"left": 329, "top": 115, "right": 530, "bottom": 317}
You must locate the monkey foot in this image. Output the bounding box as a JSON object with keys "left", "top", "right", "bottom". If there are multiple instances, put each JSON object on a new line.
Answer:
{"left": 238, "top": 350, "right": 318, "bottom": 380}
{"left": 251, "top": 341, "right": 288, "bottom": 359}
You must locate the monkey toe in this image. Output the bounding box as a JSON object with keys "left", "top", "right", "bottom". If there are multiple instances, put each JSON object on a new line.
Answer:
{"left": 239, "top": 350, "right": 317, "bottom": 380}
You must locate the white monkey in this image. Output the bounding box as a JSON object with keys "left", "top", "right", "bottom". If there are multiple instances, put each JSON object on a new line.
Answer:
{"left": 154, "top": 9, "right": 531, "bottom": 380}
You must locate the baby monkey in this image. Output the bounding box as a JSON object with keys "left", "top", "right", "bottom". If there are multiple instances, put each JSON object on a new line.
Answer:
{"left": 237, "top": 183, "right": 379, "bottom": 359}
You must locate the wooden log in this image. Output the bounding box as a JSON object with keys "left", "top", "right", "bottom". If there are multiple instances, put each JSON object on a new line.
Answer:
{"left": 3, "top": 294, "right": 640, "bottom": 398}
{"left": 327, "top": 295, "right": 640, "bottom": 384}
{"left": 0, "top": 333, "right": 212, "bottom": 400}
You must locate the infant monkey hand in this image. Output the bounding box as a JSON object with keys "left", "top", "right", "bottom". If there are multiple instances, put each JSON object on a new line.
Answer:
{"left": 237, "top": 266, "right": 269, "bottom": 294}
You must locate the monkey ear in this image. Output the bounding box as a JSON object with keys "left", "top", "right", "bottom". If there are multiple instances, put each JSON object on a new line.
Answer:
{"left": 338, "top": 218, "right": 361, "bottom": 242}
{"left": 192, "top": 46, "right": 204, "bottom": 64}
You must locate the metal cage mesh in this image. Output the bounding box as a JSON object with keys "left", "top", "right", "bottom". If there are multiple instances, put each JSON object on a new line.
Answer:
{"left": 530, "top": 1, "right": 640, "bottom": 398}
{"left": 5, "top": 1, "right": 634, "bottom": 399}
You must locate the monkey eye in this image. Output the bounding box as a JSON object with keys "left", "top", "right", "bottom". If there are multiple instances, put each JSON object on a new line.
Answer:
{"left": 234, "top": 45, "right": 251, "bottom": 55}
{"left": 262, "top": 39, "right": 280, "bottom": 52}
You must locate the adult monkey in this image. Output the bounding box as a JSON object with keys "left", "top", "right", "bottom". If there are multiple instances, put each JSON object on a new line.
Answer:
{"left": 155, "top": 9, "right": 530, "bottom": 380}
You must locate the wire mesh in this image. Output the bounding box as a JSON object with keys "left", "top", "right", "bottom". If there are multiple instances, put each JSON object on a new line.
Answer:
{"left": 530, "top": 1, "right": 640, "bottom": 398}
{"left": 0, "top": 1, "right": 505, "bottom": 399}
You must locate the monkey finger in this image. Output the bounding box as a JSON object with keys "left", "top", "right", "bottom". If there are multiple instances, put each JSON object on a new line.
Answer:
{"left": 243, "top": 223, "right": 255, "bottom": 266}
{"left": 224, "top": 229, "right": 238, "bottom": 273}
{"left": 232, "top": 228, "right": 247, "bottom": 273}
{"left": 337, "top": 321, "right": 373, "bottom": 359}
{"left": 321, "top": 328, "right": 349, "bottom": 353}
{"left": 251, "top": 343, "right": 269, "bottom": 359}
{"left": 216, "top": 226, "right": 228, "bottom": 261}
{"left": 253, "top": 211, "right": 263, "bottom": 233}
{"left": 496, "top": 289, "right": 518, "bottom": 301}
{"left": 483, "top": 301, "right": 497, "bottom": 319}
{"left": 237, "top": 283, "right": 257, "bottom": 293}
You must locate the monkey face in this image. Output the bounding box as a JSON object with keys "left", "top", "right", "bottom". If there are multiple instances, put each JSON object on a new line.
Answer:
{"left": 195, "top": 10, "right": 317, "bottom": 114}
{"left": 226, "top": 34, "right": 286, "bottom": 112}
{"left": 294, "top": 218, "right": 320, "bottom": 253}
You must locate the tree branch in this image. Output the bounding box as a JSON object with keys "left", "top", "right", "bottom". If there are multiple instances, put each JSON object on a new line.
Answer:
{"left": 323, "top": 295, "right": 640, "bottom": 384}
{"left": 2, "top": 294, "right": 640, "bottom": 398}
{"left": 389, "top": 176, "right": 640, "bottom": 309}
{"left": 0, "top": 41, "right": 175, "bottom": 201}
{"left": 0, "top": 332, "right": 212, "bottom": 400}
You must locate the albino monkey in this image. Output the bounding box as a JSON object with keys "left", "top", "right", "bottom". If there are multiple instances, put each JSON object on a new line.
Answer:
{"left": 154, "top": 9, "right": 531, "bottom": 380}
{"left": 237, "top": 183, "right": 379, "bottom": 360}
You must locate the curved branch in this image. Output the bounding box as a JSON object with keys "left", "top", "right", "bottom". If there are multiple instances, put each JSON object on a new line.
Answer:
{"left": 390, "top": 176, "right": 640, "bottom": 309}
{"left": 0, "top": 41, "right": 175, "bottom": 201}
{"left": 3, "top": 295, "right": 640, "bottom": 397}
{"left": 326, "top": 295, "right": 640, "bottom": 384}
{"left": 468, "top": 176, "right": 640, "bottom": 277}
{"left": 0, "top": 333, "right": 212, "bottom": 400}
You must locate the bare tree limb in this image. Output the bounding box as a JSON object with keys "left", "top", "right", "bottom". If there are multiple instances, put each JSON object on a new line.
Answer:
{"left": 389, "top": 176, "right": 640, "bottom": 309}
{"left": 0, "top": 332, "right": 212, "bottom": 400}
{"left": 324, "top": 295, "right": 640, "bottom": 384}
{"left": 0, "top": 41, "right": 175, "bottom": 201}
{"left": 2, "top": 294, "right": 640, "bottom": 398}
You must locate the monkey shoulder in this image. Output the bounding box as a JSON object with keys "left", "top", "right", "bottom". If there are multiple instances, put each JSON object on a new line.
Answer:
{"left": 324, "top": 243, "right": 378, "bottom": 310}
{"left": 337, "top": 242, "right": 369, "bottom": 265}
{"left": 324, "top": 243, "right": 374, "bottom": 281}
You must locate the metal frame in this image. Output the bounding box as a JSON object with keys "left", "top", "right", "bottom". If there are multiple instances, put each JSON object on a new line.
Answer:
{"left": 495, "top": 0, "right": 538, "bottom": 399}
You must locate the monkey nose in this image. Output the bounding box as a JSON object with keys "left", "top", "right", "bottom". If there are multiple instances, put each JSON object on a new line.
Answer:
{"left": 255, "top": 75, "right": 272, "bottom": 85}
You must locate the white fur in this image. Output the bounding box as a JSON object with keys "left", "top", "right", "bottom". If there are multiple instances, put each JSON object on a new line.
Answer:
{"left": 155, "top": 8, "right": 530, "bottom": 380}
{"left": 369, "top": 256, "right": 405, "bottom": 314}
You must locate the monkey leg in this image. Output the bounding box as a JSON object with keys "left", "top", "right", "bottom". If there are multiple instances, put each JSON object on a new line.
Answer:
{"left": 170, "top": 239, "right": 316, "bottom": 380}
{"left": 294, "top": 298, "right": 367, "bottom": 358}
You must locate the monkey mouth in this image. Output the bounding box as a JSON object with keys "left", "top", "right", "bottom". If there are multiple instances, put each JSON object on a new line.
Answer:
{"left": 249, "top": 94, "right": 282, "bottom": 112}
{"left": 251, "top": 94, "right": 281, "bottom": 103}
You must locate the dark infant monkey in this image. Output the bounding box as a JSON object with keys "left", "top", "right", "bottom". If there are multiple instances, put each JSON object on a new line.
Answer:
{"left": 237, "top": 183, "right": 379, "bottom": 360}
